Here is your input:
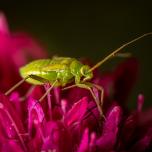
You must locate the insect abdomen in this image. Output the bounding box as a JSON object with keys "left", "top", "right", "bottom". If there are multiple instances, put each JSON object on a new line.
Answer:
{"left": 20, "top": 59, "right": 53, "bottom": 85}
{"left": 19, "top": 58, "right": 75, "bottom": 86}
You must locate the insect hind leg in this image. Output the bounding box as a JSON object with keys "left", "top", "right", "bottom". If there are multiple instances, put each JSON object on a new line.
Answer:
{"left": 78, "top": 83, "right": 104, "bottom": 118}
{"left": 28, "top": 74, "right": 50, "bottom": 84}
{"left": 88, "top": 83, "right": 104, "bottom": 110}
{"left": 5, "top": 74, "right": 49, "bottom": 96}
{"left": 5, "top": 76, "right": 30, "bottom": 95}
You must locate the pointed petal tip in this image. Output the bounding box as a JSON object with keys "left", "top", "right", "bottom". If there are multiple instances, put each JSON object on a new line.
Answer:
{"left": 137, "top": 94, "right": 144, "bottom": 112}
{"left": 0, "top": 102, "right": 4, "bottom": 109}
{"left": 64, "top": 96, "right": 88, "bottom": 126}
{"left": 108, "top": 106, "right": 122, "bottom": 117}
{"left": 0, "top": 12, "right": 9, "bottom": 34}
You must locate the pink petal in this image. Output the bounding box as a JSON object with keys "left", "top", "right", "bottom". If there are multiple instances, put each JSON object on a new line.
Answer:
{"left": 138, "top": 108, "right": 152, "bottom": 126}
{"left": 28, "top": 98, "right": 45, "bottom": 151}
{"left": 9, "top": 92, "right": 22, "bottom": 118}
{"left": 61, "top": 99, "right": 68, "bottom": 114}
{"left": 130, "top": 128, "right": 152, "bottom": 152}
{"left": 77, "top": 128, "right": 89, "bottom": 152}
{"left": 28, "top": 98, "right": 45, "bottom": 132}
{"left": 119, "top": 113, "right": 138, "bottom": 149}
{"left": 63, "top": 86, "right": 91, "bottom": 106}
{"left": 42, "top": 121, "right": 72, "bottom": 152}
{"left": 89, "top": 132, "right": 97, "bottom": 152}
{"left": 96, "top": 106, "right": 122, "bottom": 151}
{"left": 93, "top": 73, "right": 114, "bottom": 99}
{"left": 0, "top": 94, "right": 25, "bottom": 137}
{"left": 81, "top": 101, "right": 100, "bottom": 132}
{"left": 0, "top": 94, "right": 27, "bottom": 151}
{"left": 64, "top": 97, "right": 88, "bottom": 126}
{"left": 0, "top": 12, "right": 9, "bottom": 34}
{"left": 137, "top": 94, "right": 144, "bottom": 112}
{"left": 1, "top": 141, "right": 24, "bottom": 152}
{"left": 113, "top": 58, "right": 139, "bottom": 106}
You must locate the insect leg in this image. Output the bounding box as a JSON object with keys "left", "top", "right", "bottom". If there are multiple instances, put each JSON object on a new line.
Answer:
{"left": 5, "top": 76, "right": 30, "bottom": 96}
{"left": 20, "top": 75, "right": 50, "bottom": 101}
{"left": 62, "top": 84, "right": 78, "bottom": 91}
{"left": 5, "top": 74, "right": 50, "bottom": 96}
{"left": 63, "top": 83, "right": 104, "bottom": 117}
{"left": 39, "top": 80, "right": 58, "bottom": 102}
{"left": 85, "top": 82, "right": 104, "bottom": 110}
{"left": 77, "top": 83, "right": 104, "bottom": 117}
{"left": 28, "top": 74, "right": 50, "bottom": 83}
{"left": 63, "top": 83, "right": 104, "bottom": 107}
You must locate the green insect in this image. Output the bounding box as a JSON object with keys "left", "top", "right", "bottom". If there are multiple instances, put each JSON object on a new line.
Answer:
{"left": 5, "top": 33, "right": 152, "bottom": 117}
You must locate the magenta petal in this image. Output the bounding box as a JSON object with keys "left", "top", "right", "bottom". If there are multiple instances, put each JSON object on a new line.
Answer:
{"left": 113, "top": 58, "right": 138, "bottom": 105}
{"left": 0, "top": 94, "right": 27, "bottom": 151}
{"left": 77, "top": 129, "right": 97, "bottom": 152}
{"left": 89, "top": 132, "right": 97, "bottom": 152}
{"left": 81, "top": 101, "right": 100, "bottom": 132}
{"left": 42, "top": 121, "right": 72, "bottom": 152}
{"left": 9, "top": 92, "right": 22, "bottom": 118}
{"left": 28, "top": 98, "right": 45, "bottom": 131}
{"left": 63, "top": 86, "right": 91, "bottom": 106}
{"left": 64, "top": 97, "right": 88, "bottom": 126}
{"left": 61, "top": 99, "right": 68, "bottom": 114}
{"left": 1, "top": 141, "right": 24, "bottom": 152}
{"left": 93, "top": 73, "right": 114, "bottom": 99}
{"left": 28, "top": 98, "right": 45, "bottom": 151}
{"left": 0, "top": 106, "right": 16, "bottom": 138}
{"left": 137, "top": 94, "right": 144, "bottom": 112}
{"left": 0, "top": 12, "right": 9, "bottom": 34}
{"left": 130, "top": 128, "right": 152, "bottom": 152}
{"left": 0, "top": 94, "right": 25, "bottom": 137}
{"left": 119, "top": 113, "right": 138, "bottom": 150}
{"left": 77, "top": 128, "right": 89, "bottom": 152}
{"left": 96, "top": 106, "right": 122, "bottom": 151}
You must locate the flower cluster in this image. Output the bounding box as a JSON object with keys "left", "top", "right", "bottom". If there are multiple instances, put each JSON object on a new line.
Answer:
{"left": 0, "top": 13, "right": 152, "bottom": 152}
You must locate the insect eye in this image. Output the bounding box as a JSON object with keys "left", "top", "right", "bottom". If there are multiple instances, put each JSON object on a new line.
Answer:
{"left": 80, "top": 65, "right": 90, "bottom": 76}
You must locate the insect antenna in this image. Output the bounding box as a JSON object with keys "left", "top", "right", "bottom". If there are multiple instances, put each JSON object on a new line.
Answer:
{"left": 89, "top": 32, "right": 152, "bottom": 72}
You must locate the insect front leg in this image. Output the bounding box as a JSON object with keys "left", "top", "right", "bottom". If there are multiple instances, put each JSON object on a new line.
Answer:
{"left": 84, "top": 82, "right": 104, "bottom": 110}
{"left": 39, "top": 80, "right": 58, "bottom": 102}
{"left": 63, "top": 83, "right": 104, "bottom": 118}
{"left": 26, "top": 75, "right": 59, "bottom": 102}
{"left": 77, "top": 83, "right": 104, "bottom": 118}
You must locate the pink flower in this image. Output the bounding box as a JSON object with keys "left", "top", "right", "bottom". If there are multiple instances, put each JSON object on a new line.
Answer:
{"left": 0, "top": 13, "right": 152, "bottom": 152}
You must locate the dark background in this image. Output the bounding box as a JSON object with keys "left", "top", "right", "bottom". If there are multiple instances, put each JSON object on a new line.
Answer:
{"left": 1, "top": 1, "right": 152, "bottom": 108}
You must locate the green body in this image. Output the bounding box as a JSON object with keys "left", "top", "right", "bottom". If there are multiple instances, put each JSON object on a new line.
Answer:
{"left": 19, "top": 57, "right": 93, "bottom": 86}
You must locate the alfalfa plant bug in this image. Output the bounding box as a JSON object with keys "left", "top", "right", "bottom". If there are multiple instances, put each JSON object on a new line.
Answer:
{"left": 5, "top": 32, "right": 152, "bottom": 117}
